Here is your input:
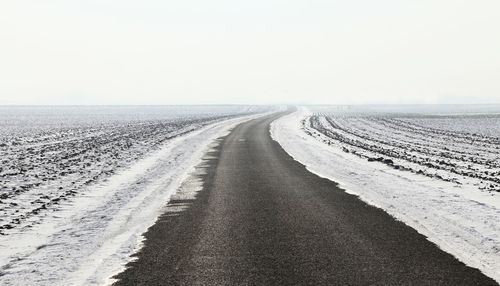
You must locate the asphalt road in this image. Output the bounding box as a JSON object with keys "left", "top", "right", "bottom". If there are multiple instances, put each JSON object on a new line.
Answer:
{"left": 114, "top": 112, "right": 497, "bottom": 285}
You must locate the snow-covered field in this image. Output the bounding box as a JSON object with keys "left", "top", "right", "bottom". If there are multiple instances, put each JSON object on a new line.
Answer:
{"left": 272, "top": 105, "right": 500, "bottom": 283}
{"left": 0, "top": 105, "right": 272, "bottom": 285}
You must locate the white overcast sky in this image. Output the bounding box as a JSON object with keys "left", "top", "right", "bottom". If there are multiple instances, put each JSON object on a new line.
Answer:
{"left": 1, "top": 1, "right": 499, "bottom": 105}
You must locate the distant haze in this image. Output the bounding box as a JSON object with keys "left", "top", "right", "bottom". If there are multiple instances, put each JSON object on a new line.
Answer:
{"left": 1, "top": 1, "right": 499, "bottom": 105}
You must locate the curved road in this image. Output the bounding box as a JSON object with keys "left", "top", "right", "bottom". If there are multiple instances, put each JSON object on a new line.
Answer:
{"left": 114, "top": 112, "right": 497, "bottom": 285}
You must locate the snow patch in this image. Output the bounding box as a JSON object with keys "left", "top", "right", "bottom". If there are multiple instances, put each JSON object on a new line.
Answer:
{"left": 271, "top": 109, "right": 500, "bottom": 283}
{"left": 0, "top": 112, "right": 269, "bottom": 286}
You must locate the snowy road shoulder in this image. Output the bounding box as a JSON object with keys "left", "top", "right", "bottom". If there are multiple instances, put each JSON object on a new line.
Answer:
{"left": 271, "top": 110, "right": 500, "bottom": 283}
{"left": 0, "top": 112, "right": 271, "bottom": 286}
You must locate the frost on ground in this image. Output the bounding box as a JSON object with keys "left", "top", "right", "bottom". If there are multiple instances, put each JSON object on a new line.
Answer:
{"left": 271, "top": 106, "right": 500, "bottom": 283}
{"left": 0, "top": 106, "right": 272, "bottom": 285}
{"left": 0, "top": 106, "right": 267, "bottom": 233}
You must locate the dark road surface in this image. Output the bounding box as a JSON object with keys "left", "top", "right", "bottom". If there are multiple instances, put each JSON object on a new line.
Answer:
{"left": 114, "top": 113, "right": 497, "bottom": 285}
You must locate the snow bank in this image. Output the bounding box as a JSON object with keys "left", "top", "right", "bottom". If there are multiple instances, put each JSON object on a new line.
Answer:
{"left": 0, "top": 112, "right": 268, "bottom": 286}
{"left": 271, "top": 109, "right": 500, "bottom": 283}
